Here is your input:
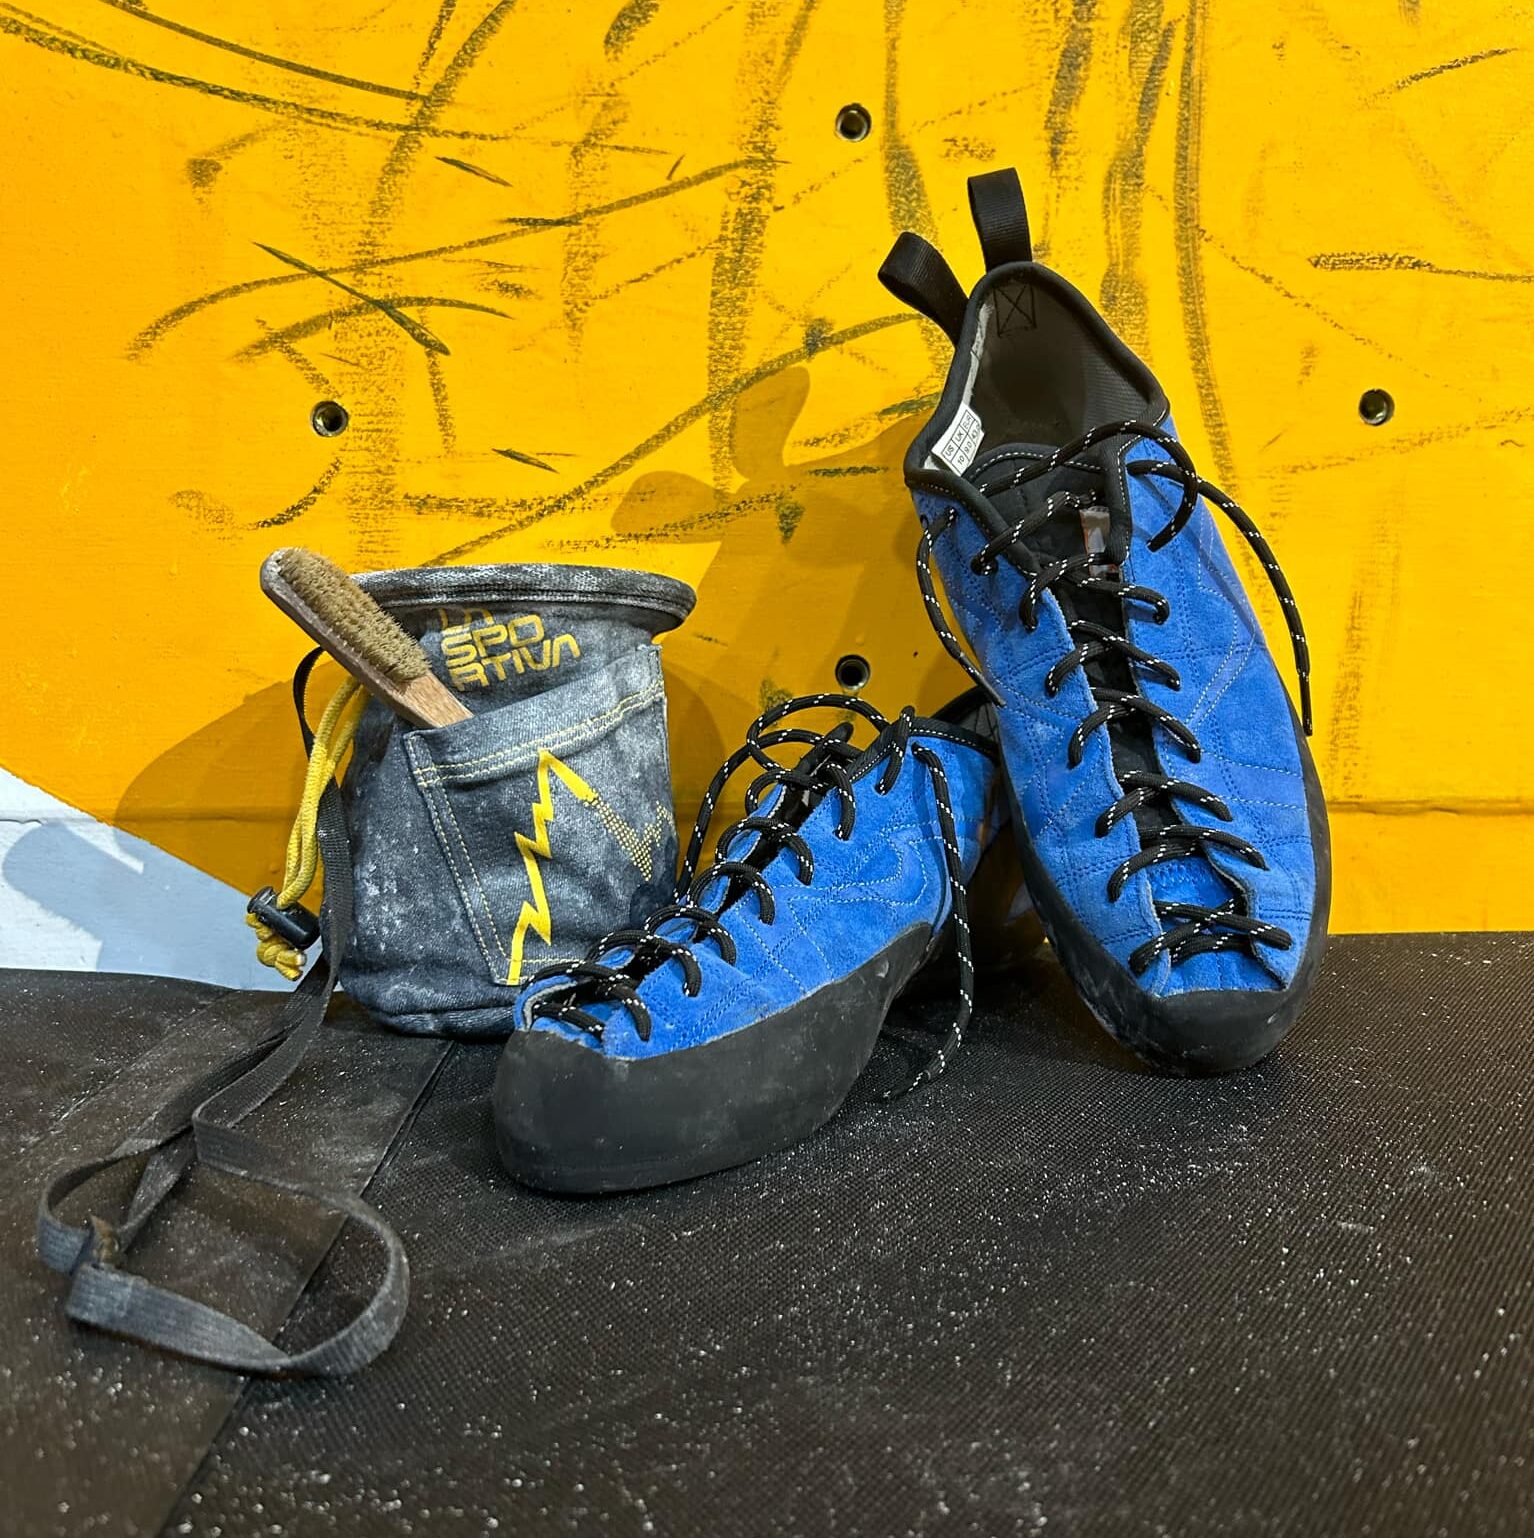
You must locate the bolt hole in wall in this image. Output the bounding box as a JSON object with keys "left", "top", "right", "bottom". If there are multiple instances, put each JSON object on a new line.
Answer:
{"left": 836, "top": 654, "right": 872, "bottom": 691}
{"left": 1358, "top": 388, "right": 1394, "bottom": 427}
{"left": 311, "top": 400, "right": 350, "bottom": 437}
{"left": 835, "top": 103, "right": 872, "bottom": 142}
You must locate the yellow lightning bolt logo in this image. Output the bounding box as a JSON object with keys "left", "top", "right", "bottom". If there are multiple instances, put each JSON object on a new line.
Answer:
{"left": 508, "top": 750, "right": 597, "bottom": 985}
{"left": 506, "top": 749, "right": 677, "bottom": 985}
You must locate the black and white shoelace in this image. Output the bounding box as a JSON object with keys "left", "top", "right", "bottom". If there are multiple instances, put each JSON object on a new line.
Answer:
{"left": 915, "top": 418, "right": 1308, "bottom": 974}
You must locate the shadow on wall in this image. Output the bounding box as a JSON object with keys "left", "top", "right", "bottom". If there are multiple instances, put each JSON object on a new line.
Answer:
{"left": 113, "top": 678, "right": 308, "bottom": 900}
{"left": 596, "top": 366, "right": 961, "bottom": 818}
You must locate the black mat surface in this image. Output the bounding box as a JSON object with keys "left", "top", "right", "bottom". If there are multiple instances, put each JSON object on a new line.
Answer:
{"left": 5, "top": 934, "right": 1533, "bottom": 1536}
{"left": 0, "top": 977, "right": 445, "bottom": 1538}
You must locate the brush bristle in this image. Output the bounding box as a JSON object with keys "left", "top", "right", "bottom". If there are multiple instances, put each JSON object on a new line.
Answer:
{"left": 274, "top": 549, "right": 429, "bottom": 685}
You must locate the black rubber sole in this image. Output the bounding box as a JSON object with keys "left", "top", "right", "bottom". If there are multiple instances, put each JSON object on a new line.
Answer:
{"left": 493, "top": 925, "right": 935, "bottom": 1194}
{"left": 1001, "top": 704, "right": 1332, "bottom": 1073}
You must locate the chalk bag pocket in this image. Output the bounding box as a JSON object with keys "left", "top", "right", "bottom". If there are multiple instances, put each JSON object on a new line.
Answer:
{"left": 405, "top": 644, "right": 678, "bottom": 1011}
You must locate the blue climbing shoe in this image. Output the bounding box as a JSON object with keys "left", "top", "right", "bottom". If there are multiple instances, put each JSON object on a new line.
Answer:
{"left": 494, "top": 692, "right": 1000, "bottom": 1192}
{"left": 878, "top": 167, "right": 1329, "bottom": 1072}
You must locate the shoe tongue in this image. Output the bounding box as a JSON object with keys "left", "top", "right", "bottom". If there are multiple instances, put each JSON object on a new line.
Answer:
{"left": 970, "top": 437, "right": 1131, "bottom": 570}
{"left": 974, "top": 437, "right": 1172, "bottom": 861}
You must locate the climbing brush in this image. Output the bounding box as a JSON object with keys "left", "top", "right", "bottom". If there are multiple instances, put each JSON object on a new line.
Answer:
{"left": 260, "top": 547, "right": 472, "bottom": 728}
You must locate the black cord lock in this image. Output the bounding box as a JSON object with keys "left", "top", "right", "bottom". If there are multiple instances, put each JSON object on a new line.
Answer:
{"left": 247, "top": 887, "right": 321, "bottom": 950}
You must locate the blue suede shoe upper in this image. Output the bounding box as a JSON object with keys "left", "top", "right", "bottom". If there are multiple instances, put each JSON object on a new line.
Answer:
{"left": 915, "top": 429, "right": 1316, "bottom": 998}
{"left": 514, "top": 703, "right": 998, "bottom": 1061}
{"left": 884, "top": 173, "right": 1325, "bottom": 1009}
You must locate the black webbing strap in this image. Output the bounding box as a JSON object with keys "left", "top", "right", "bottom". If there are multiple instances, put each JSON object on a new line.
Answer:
{"left": 967, "top": 168, "right": 1032, "bottom": 269}
{"left": 35, "top": 654, "right": 411, "bottom": 1376}
{"left": 877, "top": 230, "right": 968, "bottom": 344}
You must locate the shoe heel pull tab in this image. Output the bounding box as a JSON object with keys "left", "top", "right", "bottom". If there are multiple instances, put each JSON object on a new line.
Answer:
{"left": 877, "top": 231, "right": 967, "bottom": 345}
{"left": 967, "top": 168, "right": 1033, "bottom": 269}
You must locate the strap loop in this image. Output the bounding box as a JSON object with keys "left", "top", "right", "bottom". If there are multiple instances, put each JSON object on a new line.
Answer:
{"left": 877, "top": 231, "right": 968, "bottom": 344}
{"left": 967, "top": 168, "right": 1033, "bottom": 269}
{"left": 35, "top": 658, "right": 414, "bottom": 1377}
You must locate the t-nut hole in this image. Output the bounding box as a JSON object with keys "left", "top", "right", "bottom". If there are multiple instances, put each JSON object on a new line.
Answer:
{"left": 835, "top": 103, "right": 872, "bottom": 142}
{"left": 1358, "top": 388, "right": 1394, "bottom": 427}
{"left": 311, "top": 400, "right": 350, "bottom": 437}
{"left": 835, "top": 653, "right": 872, "bottom": 691}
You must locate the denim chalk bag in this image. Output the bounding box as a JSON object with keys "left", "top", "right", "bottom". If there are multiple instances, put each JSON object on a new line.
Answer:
{"left": 341, "top": 562, "right": 696, "bottom": 1038}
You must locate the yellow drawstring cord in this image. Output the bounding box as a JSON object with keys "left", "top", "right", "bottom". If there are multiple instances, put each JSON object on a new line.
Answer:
{"left": 247, "top": 678, "right": 369, "bottom": 980}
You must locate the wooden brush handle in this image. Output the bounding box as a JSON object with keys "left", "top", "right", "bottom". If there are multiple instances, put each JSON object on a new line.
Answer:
{"left": 399, "top": 670, "right": 473, "bottom": 729}
{"left": 260, "top": 551, "right": 473, "bottom": 729}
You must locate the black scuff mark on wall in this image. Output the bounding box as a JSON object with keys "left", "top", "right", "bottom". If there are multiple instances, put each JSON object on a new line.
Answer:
{"left": 236, "top": 296, "right": 512, "bottom": 361}
{"left": 1382, "top": 46, "right": 1516, "bottom": 96}
{"left": 605, "top": 0, "right": 661, "bottom": 56}
{"left": 416, "top": 0, "right": 460, "bottom": 83}
{"left": 1310, "top": 251, "right": 1534, "bottom": 283}
{"left": 774, "top": 494, "right": 805, "bottom": 543}
{"left": 247, "top": 319, "right": 334, "bottom": 394}
{"left": 494, "top": 448, "right": 559, "bottom": 472}
{"left": 426, "top": 353, "right": 457, "bottom": 454}
{"left": 1098, "top": 3, "right": 1174, "bottom": 352}
{"left": 882, "top": 0, "right": 946, "bottom": 379}
{"left": 703, "top": 0, "right": 820, "bottom": 494}
{"left": 1144, "top": 187, "right": 1443, "bottom": 383}
{"left": 562, "top": 95, "right": 635, "bottom": 344}
{"left": 361, "top": 0, "right": 521, "bottom": 263}
{"left": 0, "top": 11, "right": 512, "bottom": 141}
{"left": 1172, "top": 0, "right": 1237, "bottom": 490}
{"left": 253, "top": 244, "right": 454, "bottom": 354}
{"left": 1045, "top": 0, "right": 1098, "bottom": 172}
{"left": 256, "top": 455, "right": 343, "bottom": 528}
{"left": 438, "top": 155, "right": 512, "bottom": 185}
{"left": 184, "top": 127, "right": 267, "bottom": 193}
{"left": 96, "top": 0, "right": 425, "bottom": 100}
{"left": 588, "top": 240, "right": 718, "bottom": 305}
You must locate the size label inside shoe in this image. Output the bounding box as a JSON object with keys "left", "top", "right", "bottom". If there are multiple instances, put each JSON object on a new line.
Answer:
{"left": 931, "top": 403, "right": 984, "bottom": 474}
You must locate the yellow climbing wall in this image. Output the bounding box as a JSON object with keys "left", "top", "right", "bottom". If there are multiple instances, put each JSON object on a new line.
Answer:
{"left": 2, "top": 0, "right": 1530, "bottom": 935}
